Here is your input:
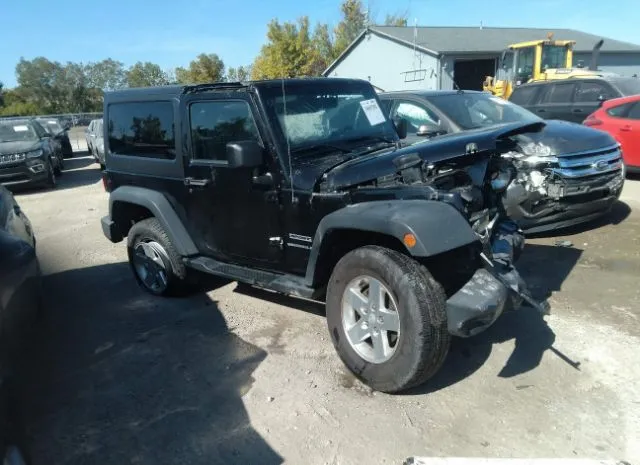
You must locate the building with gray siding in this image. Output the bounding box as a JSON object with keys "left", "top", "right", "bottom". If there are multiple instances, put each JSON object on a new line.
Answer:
{"left": 322, "top": 26, "right": 640, "bottom": 91}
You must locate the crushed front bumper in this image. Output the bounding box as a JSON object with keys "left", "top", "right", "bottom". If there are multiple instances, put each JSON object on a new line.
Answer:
{"left": 446, "top": 268, "right": 510, "bottom": 337}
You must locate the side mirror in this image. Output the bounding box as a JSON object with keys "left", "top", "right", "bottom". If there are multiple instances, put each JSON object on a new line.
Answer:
{"left": 226, "top": 140, "right": 263, "bottom": 168}
{"left": 597, "top": 95, "right": 608, "bottom": 107}
{"left": 416, "top": 123, "right": 442, "bottom": 137}
{"left": 64, "top": 123, "right": 71, "bottom": 131}
{"left": 393, "top": 118, "right": 408, "bottom": 139}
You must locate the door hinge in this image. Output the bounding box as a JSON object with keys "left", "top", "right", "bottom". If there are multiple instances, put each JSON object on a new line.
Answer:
{"left": 184, "top": 177, "right": 210, "bottom": 187}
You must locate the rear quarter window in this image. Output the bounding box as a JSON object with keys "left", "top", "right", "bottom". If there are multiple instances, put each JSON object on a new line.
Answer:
{"left": 107, "top": 101, "right": 176, "bottom": 159}
{"left": 509, "top": 86, "right": 539, "bottom": 105}
{"left": 606, "top": 102, "right": 634, "bottom": 118}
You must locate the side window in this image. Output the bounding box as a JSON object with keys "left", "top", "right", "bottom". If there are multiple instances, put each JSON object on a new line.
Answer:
{"left": 189, "top": 100, "right": 259, "bottom": 161}
{"left": 542, "top": 83, "right": 576, "bottom": 103}
{"left": 509, "top": 86, "right": 538, "bottom": 105}
{"left": 31, "top": 122, "right": 45, "bottom": 138}
{"left": 379, "top": 99, "right": 394, "bottom": 116}
{"left": 393, "top": 101, "right": 441, "bottom": 134}
{"left": 627, "top": 102, "right": 640, "bottom": 120}
{"left": 575, "top": 82, "right": 613, "bottom": 103}
{"left": 606, "top": 102, "right": 633, "bottom": 118}
{"left": 107, "top": 102, "right": 175, "bottom": 159}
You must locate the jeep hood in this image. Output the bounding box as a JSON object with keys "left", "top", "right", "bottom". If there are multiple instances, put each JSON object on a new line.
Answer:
{"left": 511, "top": 119, "right": 616, "bottom": 155}
{"left": 0, "top": 140, "right": 41, "bottom": 155}
{"left": 313, "top": 121, "right": 545, "bottom": 192}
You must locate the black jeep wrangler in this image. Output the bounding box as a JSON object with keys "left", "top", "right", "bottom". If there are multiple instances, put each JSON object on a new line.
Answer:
{"left": 101, "top": 78, "right": 546, "bottom": 393}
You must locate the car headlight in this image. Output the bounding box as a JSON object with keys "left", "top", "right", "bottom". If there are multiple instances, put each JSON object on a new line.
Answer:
{"left": 25, "top": 149, "right": 44, "bottom": 159}
{"left": 521, "top": 142, "right": 553, "bottom": 157}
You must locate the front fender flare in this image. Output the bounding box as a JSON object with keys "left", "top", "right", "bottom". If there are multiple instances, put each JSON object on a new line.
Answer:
{"left": 109, "top": 186, "right": 198, "bottom": 257}
{"left": 305, "top": 200, "right": 479, "bottom": 285}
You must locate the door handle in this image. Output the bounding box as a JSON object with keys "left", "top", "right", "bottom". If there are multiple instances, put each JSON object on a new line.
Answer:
{"left": 184, "top": 177, "right": 210, "bottom": 187}
{"left": 620, "top": 125, "right": 633, "bottom": 132}
{"left": 537, "top": 109, "right": 546, "bottom": 113}
{"left": 572, "top": 109, "right": 583, "bottom": 113}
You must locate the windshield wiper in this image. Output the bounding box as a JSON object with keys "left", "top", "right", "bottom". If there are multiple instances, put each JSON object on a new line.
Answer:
{"left": 345, "top": 135, "right": 396, "bottom": 145}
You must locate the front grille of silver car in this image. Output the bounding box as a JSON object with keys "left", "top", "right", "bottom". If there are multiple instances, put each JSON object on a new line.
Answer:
{"left": 0, "top": 152, "right": 26, "bottom": 166}
{"left": 552, "top": 144, "right": 623, "bottom": 179}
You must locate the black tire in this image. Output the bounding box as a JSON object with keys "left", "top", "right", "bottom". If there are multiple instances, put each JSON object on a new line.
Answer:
{"left": 326, "top": 246, "right": 450, "bottom": 393}
{"left": 127, "top": 218, "right": 196, "bottom": 296}
{"left": 53, "top": 157, "right": 62, "bottom": 176}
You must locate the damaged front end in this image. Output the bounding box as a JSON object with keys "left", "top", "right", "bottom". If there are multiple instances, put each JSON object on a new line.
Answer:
{"left": 500, "top": 141, "right": 624, "bottom": 233}
{"left": 445, "top": 212, "right": 549, "bottom": 338}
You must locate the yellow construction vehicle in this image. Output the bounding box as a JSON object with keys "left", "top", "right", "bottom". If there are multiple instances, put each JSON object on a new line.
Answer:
{"left": 483, "top": 34, "right": 606, "bottom": 99}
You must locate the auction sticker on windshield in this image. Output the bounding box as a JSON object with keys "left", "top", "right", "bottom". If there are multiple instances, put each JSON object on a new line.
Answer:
{"left": 359, "top": 99, "right": 386, "bottom": 126}
{"left": 13, "top": 125, "right": 29, "bottom": 132}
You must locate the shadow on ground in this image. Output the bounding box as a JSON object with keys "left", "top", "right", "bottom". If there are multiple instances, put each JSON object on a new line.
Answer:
{"left": 16, "top": 262, "right": 282, "bottom": 465}
{"left": 405, "top": 242, "right": 583, "bottom": 395}
{"left": 232, "top": 243, "right": 583, "bottom": 397}
{"left": 526, "top": 200, "right": 631, "bottom": 238}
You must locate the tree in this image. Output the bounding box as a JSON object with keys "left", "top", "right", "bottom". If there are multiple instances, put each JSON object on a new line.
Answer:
{"left": 175, "top": 53, "right": 225, "bottom": 84}
{"left": 312, "top": 23, "right": 336, "bottom": 67}
{"left": 226, "top": 65, "right": 252, "bottom": 82}
{"left": 384, "top": 13, "right": 408, "bottom": 26}
{"left": 0, "top": 88, "right": 39, "bottom": 116}
{"left": 125, "top": 62, "right": 169, "bottom": 88}
{"left": 15, "top": 57, "right": 68, "bottom": 114}
{"left": 251, "top": 17, "right": 322, "bottom": 80}
{"left": 85, "top": 59, "right": 126, "bottom": 91}
{"left": 333, "top": 0, "right": 368, "bottom": 57}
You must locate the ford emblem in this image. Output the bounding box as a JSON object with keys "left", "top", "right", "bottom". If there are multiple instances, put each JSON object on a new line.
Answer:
{"left": 592, "top": 159, "right": 608, "bottom": 171}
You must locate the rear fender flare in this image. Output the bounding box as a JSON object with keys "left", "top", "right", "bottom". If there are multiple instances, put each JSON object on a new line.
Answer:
{"left": 109, "top": 186, "right": 198, "bottom": 257}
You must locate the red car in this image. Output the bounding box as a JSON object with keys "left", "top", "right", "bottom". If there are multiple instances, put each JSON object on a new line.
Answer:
{"left": 584, "top": 94, "right": 640, "bottom": 172}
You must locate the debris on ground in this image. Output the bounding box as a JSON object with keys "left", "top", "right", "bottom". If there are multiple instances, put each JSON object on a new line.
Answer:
{"left": 555, "top": 240, "right": 573, "bottom": 247}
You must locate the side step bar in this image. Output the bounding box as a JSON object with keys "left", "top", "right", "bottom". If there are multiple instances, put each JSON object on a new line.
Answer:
{"left": 185, "top": 256, "right": 317, "bottom": 300}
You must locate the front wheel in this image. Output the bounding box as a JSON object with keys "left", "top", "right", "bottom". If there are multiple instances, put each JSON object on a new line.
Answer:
{"left": 326, "top": 246, "right": 450, "bottom": 393}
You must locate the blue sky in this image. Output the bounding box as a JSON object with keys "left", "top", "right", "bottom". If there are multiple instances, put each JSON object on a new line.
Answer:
{"left": 2, "top": 0, "right": 639, "bottom": 87}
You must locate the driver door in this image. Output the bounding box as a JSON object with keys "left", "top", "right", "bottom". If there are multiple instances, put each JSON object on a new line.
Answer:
{"left": 181, "top": 95, "right": 284, "bottom": 266}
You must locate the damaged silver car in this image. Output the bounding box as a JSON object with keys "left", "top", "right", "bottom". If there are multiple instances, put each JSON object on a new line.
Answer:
{"left": 379, "top": 90, "right": 624, "bottom": 233}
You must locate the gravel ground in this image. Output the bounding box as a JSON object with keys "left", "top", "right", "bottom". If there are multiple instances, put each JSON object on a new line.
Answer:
{"left": 11, "top": 155, "right": 640, "bottom": 465}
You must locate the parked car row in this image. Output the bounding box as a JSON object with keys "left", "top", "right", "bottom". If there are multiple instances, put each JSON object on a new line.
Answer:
{"left": 85, "top": 118, "right": 105, "bottom": 169}
{"left": 0, "top": 117, "right": 64, "bottom": 189}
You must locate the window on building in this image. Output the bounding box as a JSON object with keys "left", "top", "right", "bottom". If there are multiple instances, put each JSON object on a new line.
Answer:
{"left": 107, "top": 101, "right": 175, "bottom": 159}
{"left": 189, "top": 100, "right": 259, "bottom": 161}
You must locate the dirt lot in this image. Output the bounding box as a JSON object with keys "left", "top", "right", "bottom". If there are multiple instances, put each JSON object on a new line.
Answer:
{"left": 11, "top": 154, "right": 640, "bottom": 465}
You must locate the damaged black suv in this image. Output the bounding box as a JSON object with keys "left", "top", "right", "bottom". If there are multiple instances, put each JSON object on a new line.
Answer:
{"left": 101, "top": 78, "right": 548, "bottom": 393}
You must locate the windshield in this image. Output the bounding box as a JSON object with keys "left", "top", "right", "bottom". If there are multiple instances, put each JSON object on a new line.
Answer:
{"left": 427, "top": 92, "right": 541, "bottom": 130}
{"left": 0, "top": 120, "right": 39, "bottom": 143}
{"left": 259, "top": 80, "right": 397, "bottom": 158}
{"left": 611, "top": 78, "right": 640, "bottom": 96}
{"left": 37, "top": 119, "right": 64, "bottom": 134}
{"left": 541, "top": 45, "right": 568, "bottom": 70}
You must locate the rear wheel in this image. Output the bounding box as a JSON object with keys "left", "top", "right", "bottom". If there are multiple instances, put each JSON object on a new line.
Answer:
{"left": 326, "top": 246, "right": 450, "bottom": 393}
{"left": 127, "top": 218, "right": 196, "bottom": 296}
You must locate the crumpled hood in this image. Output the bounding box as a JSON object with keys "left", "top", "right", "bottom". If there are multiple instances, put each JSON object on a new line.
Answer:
{"left": 512, "top": 119, "right": 616, "bottom": 155}
{"left": 0, "top": 140, "right": 41, "bottom": 155}
{"left": 318, "top": 121, "right": 545, "bottom": 191}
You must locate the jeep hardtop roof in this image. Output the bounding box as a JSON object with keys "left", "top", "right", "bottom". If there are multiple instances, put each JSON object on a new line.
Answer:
{"left": 104, "top": 77, "right": 372, "bottom": 100}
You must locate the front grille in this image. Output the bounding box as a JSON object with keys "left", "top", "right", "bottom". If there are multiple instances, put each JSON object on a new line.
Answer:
{"left": 0, "top": 152, "right": 26, "bottom": 166}
{"left": 552, "top": 144, "right": 622, "bottom": 179}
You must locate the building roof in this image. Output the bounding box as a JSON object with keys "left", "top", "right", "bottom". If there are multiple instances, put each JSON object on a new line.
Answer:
{"left": 323, "top": 26, "right": 640, "bottom": 75}
{"left": 370, "top": 25, "right": 640, "bottom": 54}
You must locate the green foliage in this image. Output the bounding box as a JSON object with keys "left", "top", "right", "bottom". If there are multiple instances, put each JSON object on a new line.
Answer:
{"left": 85, "top": 59, "right": 126, "bottom": 91}
{"left": 175, "top": 54, "right": 225, "bottom": 84}
{"left": 384, "top": 13, "right": 409, "bottom": 27}
{"left": 125, "top": 62, "right": 170, "bottom": 88}
{"left": 226, "top": 65, "right": 252, "bottom": 82}
{"left": 333, "top": 0, "right": 368, "bottom": 57}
